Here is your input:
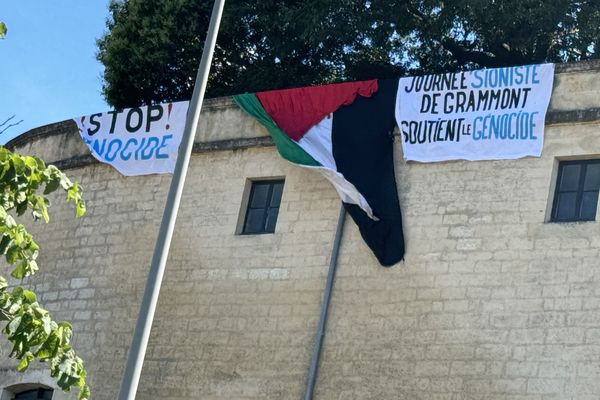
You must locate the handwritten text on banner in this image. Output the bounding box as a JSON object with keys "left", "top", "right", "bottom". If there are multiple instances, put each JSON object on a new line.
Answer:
{"left": 75, "top": 101, "right": 189, "bottom": 176}
{"left": 395, "top": 64, "right": 554, "bottom": 162}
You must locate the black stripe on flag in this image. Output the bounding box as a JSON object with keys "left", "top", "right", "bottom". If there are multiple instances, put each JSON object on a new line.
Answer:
{"left": 332, "top": 79, "right": 405, "bottom": 266}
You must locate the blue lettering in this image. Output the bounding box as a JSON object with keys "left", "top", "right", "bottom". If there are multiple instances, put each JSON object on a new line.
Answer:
{"left": 471, "top": 70, "right": 483, "bottom": 89}
{"left": 105, "top": 139, "right": 123, "bottom": 162}
{"left": 141, "top": 137, "right": 160, "bottom": 160}
{"left": 156, "top": 135, "right": 173, "bottom": 159}
{"left": 508, "top": 113, "right": 517, "bottom": 139}
{"left": 531, "top": 65, "right": 540, "bottom": 84}
{"left": 523, "top": 65, "right": 533, "bottom": 84}
{"left": 135, "top": 138, "right": 147, "bottom": 160}
{"left": 500, "top": 114, "right": 510, "bottom": 139}
{"left": 473, "top": 117, "right": 482, "bottom": 140}
{"left": 498, "top": 68, "right": 510, "bottom": 87}
{"left": 514, "top": 67, "right": 524, "bottom": 85}
{"left": 530, "top": 112, "right": 538, "bottom": 139}
{"left": 488, "top": 69, "right": 498, "bottom": 87}
{"left": 120, "top": 138, "right": 137, "bottom": 160}
{"left": 517, "top": 113, "right": 529, "bottom": 139}
{"left": 482, "top": 115, "right": 491, "bottom": 139}
{"left": 471, "top": 112, "right": 540, "bottom": 141}
{"left": 490, "top": 114, "right": 501, "bottom": 138}
{"left": 92, "top": 138, "right": 107, "bottom": 156}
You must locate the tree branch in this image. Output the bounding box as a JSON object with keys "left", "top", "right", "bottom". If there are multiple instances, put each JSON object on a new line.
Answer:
{"left": 0, "top": 115, "right": 24, "bottom": 136}
{"left": 441, "top": 38, "right": 530, "bottom": 67}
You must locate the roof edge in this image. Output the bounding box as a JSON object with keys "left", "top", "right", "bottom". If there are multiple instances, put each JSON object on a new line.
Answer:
{"left": 7, "top": 59, "right": 600, "bottom": 150}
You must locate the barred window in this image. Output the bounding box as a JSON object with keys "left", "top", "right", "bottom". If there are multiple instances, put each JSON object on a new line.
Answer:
{"left": 242, "top": 180, "right": 284, "bottom": 234}
{"left": 13, "top": 388, "right": 53, "bottom": 399}
{"left": 551, "top": 160, "right": 600, "bottom": 222}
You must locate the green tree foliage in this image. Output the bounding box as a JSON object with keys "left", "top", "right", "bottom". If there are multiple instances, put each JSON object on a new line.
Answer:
{"left": 97, "top": 0, "right": 600, "bottom": 108}
{"left": 0, "top": 22, "right": 6, "bottom": 39}
{"left": 98, "top": 0, "right": 340, "bottom": 107}
{"left": 0, "top": 147, "right": 89, "bottom": 399}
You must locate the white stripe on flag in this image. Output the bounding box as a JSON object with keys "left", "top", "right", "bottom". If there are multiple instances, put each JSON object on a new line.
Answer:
{"left": 296, "top": 116, "right": 377, "bottom": 220}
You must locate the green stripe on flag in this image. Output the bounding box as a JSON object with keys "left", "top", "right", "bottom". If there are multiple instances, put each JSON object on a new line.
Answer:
{"left": 234, "top": 93, "right": 321, "bottom": 167}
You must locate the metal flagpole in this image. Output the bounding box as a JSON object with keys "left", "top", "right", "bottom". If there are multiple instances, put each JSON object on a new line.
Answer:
{"left": 304, "top": 205, "right": 346, "bottom": 400}
{"left": 117, "top": 0, "right": 226, "bottom": 398}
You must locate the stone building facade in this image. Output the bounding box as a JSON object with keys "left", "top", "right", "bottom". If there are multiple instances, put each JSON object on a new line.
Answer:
{"left": 3, "top": 60, "right": 600, "bottom": 399}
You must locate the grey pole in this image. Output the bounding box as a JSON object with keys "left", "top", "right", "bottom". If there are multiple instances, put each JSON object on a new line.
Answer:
{"left": 117, "top": 0, "right": 225, "bottom": 398}
{"left": 304, "top": 205, "right": 346, "bottom": 400}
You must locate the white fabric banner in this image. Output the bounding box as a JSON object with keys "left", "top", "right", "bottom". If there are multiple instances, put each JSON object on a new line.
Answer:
{"left": 75, "top": 101, "right": 189, "bottom": 176}
{"left": 396, "top": 63, "right": 554, "bottom": 162}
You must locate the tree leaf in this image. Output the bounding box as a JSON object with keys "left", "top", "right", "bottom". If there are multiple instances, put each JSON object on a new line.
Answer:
{"left": 76, "top": 201, "right": 86, "bottom": 218}
{"left": 15, "top": 200, "right": 27, "bottom": 216}
{"left": 44, "top": 177, "right": 60, "bottom": 195}
{"left": 0, "top": 145, "right": 89, "bottom": 398}
{"left": 22, "top": 290, "right": 37, "bottom": 304}
{"left": 36, "top": 332, "right": 59, "bottom": 359}
{"left": 6, "top": 315, "right": 22, "bottom": 336}
{"left": 0, "top": 235, "right": 12, "bottom": 255}
{"left": 17, "top": 352, "right": 33, "bottom": 372}
{"left": 6, "top": 245, "right": 21, "bottom": 264}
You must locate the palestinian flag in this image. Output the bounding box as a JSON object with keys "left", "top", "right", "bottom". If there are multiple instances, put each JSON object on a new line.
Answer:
{"left": 234, "top": 79, "right": 404, "bottom": 266}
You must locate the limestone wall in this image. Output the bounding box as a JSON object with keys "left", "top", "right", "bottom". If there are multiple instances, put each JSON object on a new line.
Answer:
{"left": 4, "top": 61, "right": 600, "bottom": 399}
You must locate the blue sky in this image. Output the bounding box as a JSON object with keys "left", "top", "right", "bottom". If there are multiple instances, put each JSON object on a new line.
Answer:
{"left": 0, "top": 1, "right": 111, "bottom": 144}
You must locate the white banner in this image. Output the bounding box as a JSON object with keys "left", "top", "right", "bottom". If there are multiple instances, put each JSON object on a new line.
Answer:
{"left": 75, "top": 101, "right": 189, "bottom": 176}
{"left": 396, "top": 63, "right": 554, "bottom": 162}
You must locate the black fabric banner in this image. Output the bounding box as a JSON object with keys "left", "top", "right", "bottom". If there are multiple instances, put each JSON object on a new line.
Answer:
{"left": 332, "top": 79, "right": 405, "bottom": 266}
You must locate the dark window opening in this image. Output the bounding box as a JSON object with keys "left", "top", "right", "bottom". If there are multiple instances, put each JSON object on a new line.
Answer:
{"left": 551, "top": 159, "right": 600, "bottom": 222}
{"left": 14, "top": 388, "right": 53, "bottom": 400}
{"left": 242, "top": 180, "right": 284, "bottom": 234}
